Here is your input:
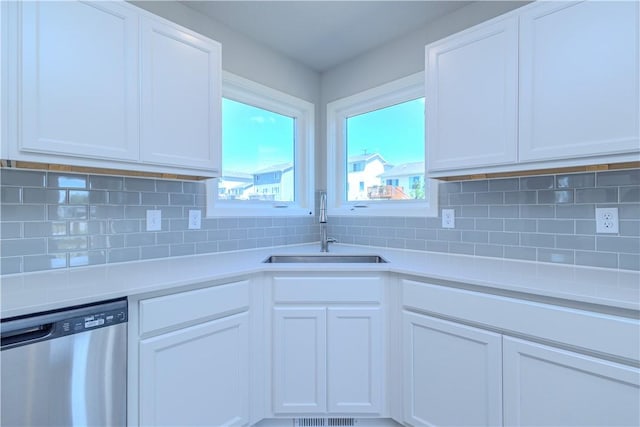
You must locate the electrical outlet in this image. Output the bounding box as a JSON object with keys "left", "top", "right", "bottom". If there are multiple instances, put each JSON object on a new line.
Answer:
{"left": 442, "top": 209, "right": 455, "bottom": 229}
{"left": 595, "top": 207, "right": 619, "bottom": 234}
{"left": 146, "top": 210, "right": 162, "bottom": 231}
{"left": 188, "top": 209, "right": 201, "bottom": 230}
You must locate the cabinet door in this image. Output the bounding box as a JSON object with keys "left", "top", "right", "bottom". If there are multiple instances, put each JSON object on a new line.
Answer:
{"left": 403, "top": 312, "right": 502, "bottom": 426}
{"left": 273, "top": 307, "right": 327, "bottom": 414}
{"left": 327, "top": 307, "right": 383, "bottom": 414}
{"left": 139, "top": 312, "right": 249, "bottom": 427}
{"left": 19, "top": 1, "right": 138, "bottom": 160}
{"left": 519, "top": 1, "right": 640, "bottom": 161}
{"left": 426, "top": 16, "right": 518, "bottom": 172}
{"left": 503, "top": 337, "right": 640, "bottom": 427}
{"left": 140, "top": 17, "right": 221, "bottom": 172}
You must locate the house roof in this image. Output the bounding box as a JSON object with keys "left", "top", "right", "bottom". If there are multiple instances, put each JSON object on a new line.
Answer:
{"left": 347, "top": 153, "right": 387, "bottom": 164}
{"left": 379, "top": 161, "right": 424, "bottom": 178}
{"left": 253, "top": 162, "right": 294, "bottom": 174}
{"left": 220, "top": 170, "right": 254, "bottom": 181}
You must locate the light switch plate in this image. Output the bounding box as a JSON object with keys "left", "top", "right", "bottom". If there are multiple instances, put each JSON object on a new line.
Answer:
{"left": 146, "top": 210, "right": 162, "bottom": 231}
{"left": 188, "top": 209, "right": 201, "bottom": 230}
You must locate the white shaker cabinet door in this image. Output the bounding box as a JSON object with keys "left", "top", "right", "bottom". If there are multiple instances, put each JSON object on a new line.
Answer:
{"left": 403, "top": 312, "right": 503, "bottom": 427}
{"left": 503, "top": 336, "right": 640, "bottom": 426}
{"left": 519, "top": 1, "right": 640, "bottom": 162}
{"left": 139, "top": 313, "right": 249, "bottom": 427}
{"left": 272, "top": 307, "right": 327, "bottom": 414}
{"left": 140, "top": 17, "right": 221, "bottom": 172}
{"left": 426, "top": 16, "right": 518, "bottom": 172}
{"left": 327, "top": 307, "right": 383, "bottom": 414}
{"left": 19, "top": 1, "right": 139, "bottom": 160}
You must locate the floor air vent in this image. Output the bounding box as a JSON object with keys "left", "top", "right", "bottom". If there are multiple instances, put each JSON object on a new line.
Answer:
{"left": 294, "top": 418, "right": 356, "bottom": 427}
{"left": 328, "top": 418, "right": 356, "bottom": 426}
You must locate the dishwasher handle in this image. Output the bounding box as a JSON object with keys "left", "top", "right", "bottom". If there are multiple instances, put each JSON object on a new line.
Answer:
{"left": 1, "top": 323, "right": 54, "bottom": 348}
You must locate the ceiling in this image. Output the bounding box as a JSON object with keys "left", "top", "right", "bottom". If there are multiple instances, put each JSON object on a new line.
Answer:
{"left": 182, "top": 1, "right": 472, "bottom": 72}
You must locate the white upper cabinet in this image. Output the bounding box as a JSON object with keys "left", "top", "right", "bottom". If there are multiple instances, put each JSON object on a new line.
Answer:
{"left": 2, "top": 1, "right": 222, "bottom": 177}
{"left": 426, "top": 0, "right": 640, "bottom": 177}
{"left": 140, "top": 17, "right": 221, "bottom": 170}
{"left": 519, "top": 1, "right": 640, "bottom": 162}
{"left": 18, "top": 1, "right": 139, "bottom": 161}
{"left": 426, "top": 16, "right": 518, "bottom": 172}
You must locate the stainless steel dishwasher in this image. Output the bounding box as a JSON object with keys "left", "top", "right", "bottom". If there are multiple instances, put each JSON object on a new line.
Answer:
{"left": 1, "top": 298, "right": 127, "bottom": 427}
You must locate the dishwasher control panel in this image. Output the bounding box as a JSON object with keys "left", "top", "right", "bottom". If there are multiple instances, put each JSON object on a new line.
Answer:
{"left": 60, "top": 307, "right": 127, "bottom": 336}
{"left": 2, "top": 298, "right": 127, "bottom": 351}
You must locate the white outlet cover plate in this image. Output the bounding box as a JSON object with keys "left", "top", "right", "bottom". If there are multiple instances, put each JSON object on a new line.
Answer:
{"left": 146, "top": 210, "right": 162, "bottom": 231}
{"left": 595, "top": 207, "right": 619, "bottom": 234}
{"left": 442, "top": 209, "right": 455, "bottom": 229}
{"left": 188, "top": 209, "right": 202, "bottom": 230}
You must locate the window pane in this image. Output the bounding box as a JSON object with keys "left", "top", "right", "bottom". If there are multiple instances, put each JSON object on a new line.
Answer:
{"left": 220, "top": 98, "right": 295, "bottom": 202}
{"left": 346, "top": 98, "right": 425, "bottom": 201}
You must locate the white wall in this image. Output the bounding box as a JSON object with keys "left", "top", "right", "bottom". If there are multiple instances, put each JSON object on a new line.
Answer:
{"left": 318, "top": 1, "right": 529, "bottom": 189}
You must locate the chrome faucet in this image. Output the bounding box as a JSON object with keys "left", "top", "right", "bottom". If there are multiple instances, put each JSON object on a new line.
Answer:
{"left": 319, "top": 192, "right": 336, "bottom": 252}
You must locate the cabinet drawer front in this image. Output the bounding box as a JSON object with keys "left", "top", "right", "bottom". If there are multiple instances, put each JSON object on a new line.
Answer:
{"left": 139, "top": 280, "right": 249, "bottom": 336}
{"left": 273, "top": 276, "right": 383, "bottom": 303}
{"left": 402, "top": 279, "right": 640, "bottom": 362}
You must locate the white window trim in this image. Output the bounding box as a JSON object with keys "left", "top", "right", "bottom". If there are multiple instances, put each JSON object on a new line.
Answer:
{"left": 326, "top": 72, "right": 438, "bottom": 217}
{"left": 206, "top": 71, "right": 315, "bottom": 217}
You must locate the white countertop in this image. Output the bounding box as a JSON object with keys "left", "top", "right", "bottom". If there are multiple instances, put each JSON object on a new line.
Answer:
{"left": 2, "top": 244, "right": 639, "bottom": 318}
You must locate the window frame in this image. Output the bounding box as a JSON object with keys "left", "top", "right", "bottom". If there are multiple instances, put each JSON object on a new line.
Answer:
{"left": 206, "top": 71, "right": 315, "bottom": 217}
{"left": 326, "top": 72, "right": 438, "bottom": 217}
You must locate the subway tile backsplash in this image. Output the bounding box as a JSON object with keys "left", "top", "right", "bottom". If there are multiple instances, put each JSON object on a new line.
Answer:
{"left": 1, "top": 168, "right": 639, "bottom": 274}
{"left": 328, "top": 169, "right": 639, "bottom": 271}
{"left": 0, "top": 168, "right": 318, "bottom": 274}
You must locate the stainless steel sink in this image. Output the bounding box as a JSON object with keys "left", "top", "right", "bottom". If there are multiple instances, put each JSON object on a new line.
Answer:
{"left": 263, "top": 255, "right": 387, "bottom": 264}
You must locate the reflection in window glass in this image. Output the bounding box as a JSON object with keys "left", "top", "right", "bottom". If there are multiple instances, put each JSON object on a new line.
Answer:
{"left": 345, "top": 98, "right": 425, "bottom": 202}
{"left": 220, "top": 98, "right": 295, "bottom": 202}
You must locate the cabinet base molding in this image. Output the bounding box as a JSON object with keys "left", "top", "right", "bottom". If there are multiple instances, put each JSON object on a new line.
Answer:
{"left": 436, "top": 161, "right": 640, "bottom": 181}
{"left": 0, "top": 160, "right": 209, "bottom": 181}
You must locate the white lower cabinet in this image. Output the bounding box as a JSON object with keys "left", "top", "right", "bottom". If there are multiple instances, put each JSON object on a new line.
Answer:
{"left": 270, "top": 274, "right": 385, "bottom": 417}
{"left": 503, "top": 337, "right": 640, "bottom": 427}
{"left": 139, "top": 313, "right": 249, "bottom": 427}
{"left": 401, "top": 278, "right": 640, "bottom": 427}
{"left": 327, "top": 307, "right": 383, "bottom": 413}
{"left": 402, "top": 312, "right": 502, "bottom": 427}
{"left": 131, "top": 279, "right": 251, "bottom": 427}
{"left": 273, "top": 307, "right": 327, "bottom": 413}
{"left": 272, "top": 305, "right": 383, "bottom": 416}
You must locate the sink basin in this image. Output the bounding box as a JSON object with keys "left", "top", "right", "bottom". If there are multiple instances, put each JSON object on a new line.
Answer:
{"left": 263, "top": 255, "right": 387, "bottom": 264}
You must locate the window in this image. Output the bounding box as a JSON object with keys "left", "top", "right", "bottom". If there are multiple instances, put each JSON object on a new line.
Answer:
{"left": 326, "top": 72, "right": 437, "bottom": 216}
{"left": 206, "top": 72, "right": 314, "bottom": 217}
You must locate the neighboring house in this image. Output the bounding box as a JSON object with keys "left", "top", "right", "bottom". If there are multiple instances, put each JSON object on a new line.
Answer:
{"left": 347, "top": 153, "right": 389, "bottom": 200}
{"left": 377, "top": 161, "right": 425, "bottom": 200}
{"left": 251, "top": 162, "right": 294, "bottom": 201}
{"left": 218, "top": 171, "right": 254, "bottom": 200}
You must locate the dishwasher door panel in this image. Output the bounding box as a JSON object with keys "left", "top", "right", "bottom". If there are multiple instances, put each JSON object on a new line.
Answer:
{"left": 1, "top": 322, "right": 127, "bottom": 427}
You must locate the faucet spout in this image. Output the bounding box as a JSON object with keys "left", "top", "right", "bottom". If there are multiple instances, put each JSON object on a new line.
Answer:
{"left": 319, "top": 193, "right": 335, "bottom": 252}
{"left": 319, "top": 192, "right": 327, "bottom": 223}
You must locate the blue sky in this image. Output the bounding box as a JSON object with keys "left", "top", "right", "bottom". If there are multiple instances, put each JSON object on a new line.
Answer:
{"left": 222, "top": 97, "right": 424, "bottom": 173}
{"left": 346, "top": 98, "right": 425, "bottom": 166}
{"left": 222, "top": 98, "right": 294, "bottom": 173}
